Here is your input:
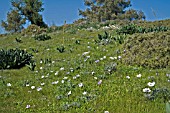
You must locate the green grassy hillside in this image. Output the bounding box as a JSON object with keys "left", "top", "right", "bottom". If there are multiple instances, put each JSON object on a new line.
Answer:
{"left": 0, "top": 20, "right": 170, "bottom": 113}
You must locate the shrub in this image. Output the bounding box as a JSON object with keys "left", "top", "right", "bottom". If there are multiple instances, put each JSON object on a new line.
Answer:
{"left": 0, "top": 48, "right": 33, "bottom": 69}
{"left": 33, "top": 34, "right": 51, "bottom": 41}
{"left": 122, "top": 31, "right": 170, "bottom": 69}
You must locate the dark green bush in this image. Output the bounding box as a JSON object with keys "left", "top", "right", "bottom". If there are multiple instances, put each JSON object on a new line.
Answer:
{"left": 122, "top": 31, "right": 170, "bottom": 69}
{"left": 117, "top": 24, "right": 169, "bottom": 35}
{"left": 34, "top": 34, "right": 51, "bottom": 41}
{"left": 0, "top": 48, "right": 33, "bottom": 69}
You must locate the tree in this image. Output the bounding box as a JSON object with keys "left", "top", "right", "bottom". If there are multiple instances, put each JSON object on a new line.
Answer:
{"left": 79, "top": 0, "right": 145, "bottom": 22}
{"left": 11, "top": 0, "right": 47, "bottom": 28}
{"left": 1, "top": 10, "right": 26, "bottom": 33}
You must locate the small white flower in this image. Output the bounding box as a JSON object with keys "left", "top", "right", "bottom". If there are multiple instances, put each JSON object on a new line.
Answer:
{"left": 31, "top": 86, "right": 35, "bottom": 89}
{"left": 82, "top": 91, "right": 87, "bottom": 95}
{"left": 118, "top": 56, "right": 122, "bottom": 59}
{"left": 76, "top": 74, "right": 80, "bottom": 78}
{"left": 86, "top": 56, "right": 90, "bottom": 58}
{"left": 114, "top": 57, "right": 117, "bottom": 59}
{"left": 68, "top": 91, "right": 71, "bottom": 96}
{"left": 87, "top": 46, "right": 91, "bottom": 48}
{"left": 143, "top": 88, "right": 151, "bottom": 93}
{"left": 104, "top": 111, "right": 109, "bottom": 113}
{"left": 50, "top": 70, "right": 54, "bottom": 73}
{"left": 40, "top": 67, "right": 43, "bottom": 70}
{"left": 73, "top": 76, "right": 77, "bottom": 79}
{"left": 82, "top": 51, "right": 90, "bottom": 56}
{"left": 52, "top": 81, "right": 59, "bottom": 85}
{"left": 26, "top": 84, "right": 30, "bottom": 87}
{"left": 94, "top": 77, "right": 98, "bottom": 80}
{"left": 52, "top": 61, "right": 55, "bottom": 64}
{"left": 92, "top": 71, "right": 95, "bottom": 75}
{"left": 40, "top": 60, "right": 43, "bottom": 64}
{"left": 41, "top": 83, "right": 45, "bottom": 86}
{"left": 109, "top": 57, "right": 115, "bottom": 60}
{"left": 147, "top": 82, "right": 155, "bottom": 87}
{"left": 60, "top": 67, "right": 64, "bottom": 71}
{"left": 126, "top": 76, "right": 130, "bottom": 79}
{"left": 100, "top": 58, "right": 104, "bottom": 61}
{"left": 78, "top": 83, "right": 83, "bottom": 87}
{"left": 7, "top": 83, "right": 11, "bottom": 87}
{"left": 103, "top": 56, "right": 106, "bottom": 59}
{"left": 41, "top": 76, "right": 45, "bottom": 79}
{"left": 46, "top": 48, "right": 50, "bottom": 51}
{"left": 37, "top": 87, "right": 42, "bottom": 91}
{"left": 63, "top": 77, "right": 68, "bottom": 80}
{"left": 54, "top": 71, "right": 59, "bottom": 75}
{"left": 61, "top": 80, "right": 64, "bottom": 84}
{"left": 26, "top": 105, "right": 31, "bottom": 109}
{"left": 137, "top": 74, "right": 142, "bottom": 78}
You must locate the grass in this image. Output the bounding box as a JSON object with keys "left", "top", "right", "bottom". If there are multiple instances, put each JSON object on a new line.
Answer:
{"left": 0, "top": 23, "right": 170, "bottom": 113}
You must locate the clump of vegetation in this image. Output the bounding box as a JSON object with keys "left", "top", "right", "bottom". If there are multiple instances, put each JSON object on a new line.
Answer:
{"left": 33, "top": 34, "right": 51, "bottom": 41}
{"left": 57, "top": 45, "right": 65, "bottom": 53}
{"left": 0, "top": 48, "right": 33, "bottom": 69}
{"left": 21, "top": 24, "right": 46, "bottom": 36}
{"left": 123, "top": 31, "right": 170, "bottom": 69}
{"left": 117, "top": 24, "right": 169, "bottom": 35}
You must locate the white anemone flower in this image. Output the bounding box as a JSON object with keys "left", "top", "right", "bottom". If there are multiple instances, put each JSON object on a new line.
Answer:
{"left": 68, "top": 91, "right": 72, "bottom": 96}
{"left": 82, "top": 91, "right": 87, "bottom": 95}
{"left": 78, "top": 83, "right": 83, "bottom": 87}
{"left": 31, "top": 86, "right": 35, "bottom": 89}
{"left": 37, "top": 87, "right": 42, "bottom": 91}
{"left": 126, "top": 76, "right": 130, "bottom": 79}
{"left": 147, "top": 82, "right": 155, "bottom": 87}
{"left": 137, "top": 74, "right": 142, "bottom": 78}
{"left": 143, "top": 88, "right": 151, "bottom": 93}
{"left": 7, "top": 83, "right": 12, "bottom": 87}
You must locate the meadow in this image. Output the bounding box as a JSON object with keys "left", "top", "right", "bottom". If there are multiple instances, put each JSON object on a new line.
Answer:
{"left": 0, "top": 20, "right": 170, "bottom": 113}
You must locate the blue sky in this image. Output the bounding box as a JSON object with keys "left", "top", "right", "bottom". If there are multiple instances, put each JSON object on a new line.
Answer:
{"left": 0, "top": 0, "right": 170, "bottom": 33}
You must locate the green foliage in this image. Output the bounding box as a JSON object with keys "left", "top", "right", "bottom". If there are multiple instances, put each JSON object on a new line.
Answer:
{"left": 1, "top": 10, "right": 26, "bottom": 33}
{"left": 166, "top": 102, "right": 170, "bottom": 113}
{"left": 0, "top": 48, "right": 33, "bottom": 69}
{"left": 11, "top": 0, "right": 47, "bottom": 27}
{"left": 123, "top": 31, "right": 170, "bottom": 69}
{"left": 57, "top": 45, "right": 65, "bottom": 53}
{"left": 33, "top": 34, "right": 51, "bottom": 41}
{"left": 117, "top": 24, "right": 169, "bottom": 34}
{"left": 21, "top": 24, "right": 46, "bottom": 36}
{"left": 80, "top": 0, "right": 145, "bottom": 22}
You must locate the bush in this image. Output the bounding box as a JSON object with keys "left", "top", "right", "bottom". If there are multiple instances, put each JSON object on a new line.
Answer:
{"left": 33, "top": 34, "right": 51, "bottom": 41}
{"left": 122, "top": 31, "right": 170, "bottom": 69}
{"left": 22, "top": 24, "right": 47, "bottom": 36}
{"left": 0, "top": 48, "right": 33, "bottom": 69}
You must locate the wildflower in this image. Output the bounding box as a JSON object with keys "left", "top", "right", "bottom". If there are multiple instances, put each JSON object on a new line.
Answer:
{"left": 52, "top": 61, "right": 55, "bottom": 64}
{"left": 100, "top": 58, "right": 104, "bottom": 61}
{"left": 87, "top": 46, "right": 91, "bottom": 49}
{"left": 78, "top": 83, "right": 83, "bottom": 88}
{"left": 118, "top": 56, "right": 122, "bottom": 59}
{"left": 61, "top": 80, "right": 64, "bottom": 84}
{"left": 103, "top": 56, "right": 106, "bottom": 59}
{"left": 82, "top": 91, "right": 87, "bottom": 95}
{"left": 41, "top": 75, "right": 45, "bottom": 78}
{"left": 94, "top": 77, "right": 97, "bottom": 80}
{"left": 73, "top": 76, "right": 77, "bottom": 79}
{"left": 70, "top": 68, "right": 74, "bottom": 72}
{"left": 7, "top": 83, "right": 11, "bottom": 87}
{"left": 82, "top": 51, "right": 90, "bottom": 56}
{"left": 26, "top": 105, "right": 31, "bottom": 109}
{"left": 143, "top": 88, "right": 151, "bottom": 93}
{"left": 166, "top": 74, "right": 170, "bottom": 77}
{"left": 104, "top": 111, "right": 109, "bottom": 113}
{"left": 26, "top": 84, "right": 30, "bottom": 87}
{"left": 40, "top": 60, "right": 43, "bottom": 64}
{"left": 95, "top": 60, "right": 100, "bottom": 63}
{"left": 76, "top": 74, "right": 80, "bottom": 78}
{"left": 40, "top": 67, "right": 43, "bottom": 70}
{"left": 63, "top": 77, "right": 68, "bottom": 80}
{"left": 50, "top": 71, "right": 54, "bottom": 73}
{"left": 147, "top": 82, "right": 155, "bottom": 87}
{"left": 54, "top": 71, "right": 59, "bottom": 75}
{"left": 68, "top": 91, "right": 72, "bottom": 96}
{"left": 92, "top": 71, "right": 95, "bottom": 75}
{"left": 31, "top": 86, "right": 35, "bottom": 89}
{"left": 46, "top": 48, "right": 50, "bottom": 51}
{"left": 37, "top": 87, "right": 42, "bottom": 91}
{"left": 41, "top": 83, "right": 45, "bottom": 86}
{"left": 168, "top": 80, "right": 170, "bottom": 82}
{"left": 86, "top": 56, "right": 90, "bottom": 58}
{"left": 126, "top": 76, "right": 130, "bottom": 79}
{"left": 60, "top": 67, "right": 64, "bottom": 71}
{"left": 137, "top": 74, "right": 142, "bottom": 78}
{"left": 52, "top": 81, "right": 59, "bottom": 85}
{"left": 98, "top": 80, "right": 102, "bottom": 85}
